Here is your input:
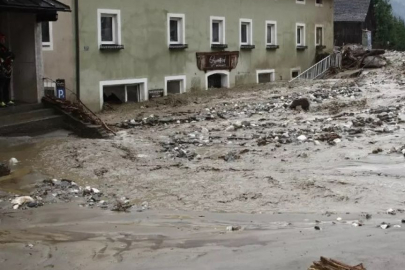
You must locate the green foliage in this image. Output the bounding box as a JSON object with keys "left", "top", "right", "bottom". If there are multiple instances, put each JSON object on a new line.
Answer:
{"left": 374, "top": 0, "right": 405, "bottom": 50}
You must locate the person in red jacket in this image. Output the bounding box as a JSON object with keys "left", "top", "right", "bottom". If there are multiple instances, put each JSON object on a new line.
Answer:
{"left": 0, "top": 32, "right": 15, "bottom": 108}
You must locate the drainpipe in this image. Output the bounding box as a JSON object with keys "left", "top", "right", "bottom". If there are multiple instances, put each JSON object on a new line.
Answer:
{"left": 74, "top": 0, "right": 80, "bottom": 99}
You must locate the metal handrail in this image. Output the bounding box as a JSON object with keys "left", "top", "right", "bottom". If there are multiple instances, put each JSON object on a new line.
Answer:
{"left": 289, "top": 52, "right": 342, "bottom": 83}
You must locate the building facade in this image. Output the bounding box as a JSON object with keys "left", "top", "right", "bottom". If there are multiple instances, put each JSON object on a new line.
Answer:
{"left": 0, "top": 0, "right": 70, "bottom": 104}
{"left": 42, "top": 0, "right": 76, "bottom": 100}
{"left": 334, "top": 0, "right": 376, "bottom": 47}
{"left": 47, "top": 0, "right": 334, "bottom": 111}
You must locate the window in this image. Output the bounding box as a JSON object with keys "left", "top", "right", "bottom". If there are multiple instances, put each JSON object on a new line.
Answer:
{"left": 42, "top": 22, "right": 53, "bottom": 50}
{"left": 99, "top": 78, "right": 148, "bottom": 110}
{"left": 316, "top": 0, "right": 323, "bottom": 6}
{"left": 165, "top": 75, "right": 186, "bottom": 95}
{"left": 296, "top": 23, "right": 306, "bottom": 46}
{"left": 98, "top": 9, "right": 121, "bottom": 47}
{"left": 240, "top": 19, "right": 253, "bottom": 45}
{"left": 167, "top": 14, "right": 185, "bottom": 46}
{"left": 315, "top": 25, "right": 324, "bottom": 46}
{"left": 210, "top": 16, "right": 226, "bottom": 45}
{"left": 296, "top": 0, "right": 306, "bottom": 4}
{"left": 256, "top": 69, "right": 275, "bottom": 84}
{"left": 291, "top": 68, "right": 301, "bottom": 79}
{"left": 266, "top": 21, "right": 277, "bottom": 46}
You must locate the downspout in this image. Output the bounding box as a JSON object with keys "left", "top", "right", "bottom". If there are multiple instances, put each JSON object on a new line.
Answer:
{"left": 74, "top": 0, "right": 80, "bottom": 99}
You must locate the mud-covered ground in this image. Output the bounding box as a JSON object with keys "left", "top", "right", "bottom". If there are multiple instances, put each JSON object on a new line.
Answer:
{"left": 2, "top": 52, "right": 405, "bottom": 269}
{"left": 33, "top": 51, "right": 405, "bottom": 214}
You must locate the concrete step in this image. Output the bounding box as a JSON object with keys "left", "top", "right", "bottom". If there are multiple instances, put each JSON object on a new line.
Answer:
{"left": 0, "top": 103, "right": 44, "bottom": 116}
{"left": 0, "top": 108, "right": 56, "bottom": 126}
{"left": 0, "top": 115, "right": 66, "bottom": 136}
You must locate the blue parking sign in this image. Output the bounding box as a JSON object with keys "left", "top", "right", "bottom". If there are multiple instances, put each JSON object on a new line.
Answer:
{"left": 56, "top": 79, "right": 66, "bottom": 100}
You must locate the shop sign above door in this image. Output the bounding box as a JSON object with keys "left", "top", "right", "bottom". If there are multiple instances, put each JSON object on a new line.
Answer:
{"left": 196, "top": 51, "right": 239, "bottom": 72}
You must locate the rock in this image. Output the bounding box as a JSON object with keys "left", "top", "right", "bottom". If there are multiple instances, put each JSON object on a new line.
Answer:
{"left": 0, "top": 163, "right": 11, "bottom": 177}
{"left": 314, "top": 140, "right": 321, "bottom": 146}
{"left": 94, "top": 168, "right": 109, "bottom": 177}
{"left": 11, "top": 196, "right": 35, "bottom": 206}
{"left": 233, "top": 121, "right": 243, "bottom": 129}
{"left": 380, "top": 223, "right": 390, "bottom": 229}
{"left": 333, "top": 138, "right": 341, "bottom": 144}
{"left": 111, "top": 199, "right": 132, "bottom": 212}
{"left": 290, "top": 98, "right": 310, "bottom": 111}
{"left": 226, "top": 225, "right": 242, "bottom": 232}
{"left": 9, "top": 158, "right": 18, "bottom": 166}
{"left": 222, "top": 151, "right": 241, "bottom": 162}
{"left": 336, "top": 217, "right": 342, "bottom": 221}
{"left": 363, "top": 56, "right": 387, "bottom": 68}
{"left": 297, "top": 135, "right": 307, "bottom": 142}
{"left": 141, "top": 201, "right": 149, "bottom": 210}
{"left": 394, "top": 225, "right": 401, "bottom": 228}
{"left": 372, "top": 148, "right": 383, "bottom": 154}
{"left": 402, "top": 219, "right": 405, "bottom": 224}
{"left": 27, "top": 202, "right": 39, "bottom": 208}
{"left": 225, "top": 125, "right": 236, "bottom": 132}
{"left": 201, "top": 127, "right": 209, "bottom": 134}
{"left": 387, "top": 208, "right": 396, "bottom": 215}
{"left": 314, "top": 226, "right": 321, "bottom": 230}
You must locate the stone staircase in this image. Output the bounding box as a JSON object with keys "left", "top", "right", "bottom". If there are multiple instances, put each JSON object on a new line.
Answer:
{"left": 0, "top": 103, "right": 65, "bottom": 136}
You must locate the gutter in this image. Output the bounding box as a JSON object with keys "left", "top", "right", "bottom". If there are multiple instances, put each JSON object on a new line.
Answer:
{"left": 74, "top": 0, "right": 80, "bottom": 99}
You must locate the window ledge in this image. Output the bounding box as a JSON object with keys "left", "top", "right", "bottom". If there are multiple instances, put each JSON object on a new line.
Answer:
{"left": 100, "top": 44, "right": 124, "bottom": 50}
{"left": 240, "top": 44, "right": 256, "bottom": 50}
{"left": 316, "top": 45, "right": 326, "bottom": 50}
{"left": 296, "top": 45, "right": 308, "bottom": 51}
{"left": 211, "top": 44, "right": 228, "bottom": 49}
{"left": 266, "top": 45, "right": 279, "bottom": 50}
{"left": 169, "top": 44, "right": 188, "bottom": 50}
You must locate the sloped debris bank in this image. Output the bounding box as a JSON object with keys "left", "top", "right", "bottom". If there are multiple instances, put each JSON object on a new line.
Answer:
{"left": 6, "top": 179, "right": 147, "bottom": 213}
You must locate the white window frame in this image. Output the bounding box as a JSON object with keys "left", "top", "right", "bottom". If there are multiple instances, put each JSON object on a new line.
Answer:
{"left": 256, "top": 69, "right": 275, "bottom": 84}
{"left": 99, "top": 78, "right": 148, "bottom": 110}
{"left": 239, "top": 18, "right": 253, "bottom": 46}
{"left": 210, "top": 16, "right": 226, "bottom": 45}
{"left": 315, "top": 24, "right": 324, "bottom": 46}
{"left": 296, "top": 23, "right": 306, "bottom": 46}
{"left": 315, "top": 0, "right": 323, "bottom": 7}
{"left": 265, "top": 20, "right": 277, "bottom": 46}
{"left": 291, "top": 68, "right": 301, "bottom": 79}
{"left": 164, "top": 75, "right": 187, "bottom": 96}
{"left": 296, "top": 0, "right": 306, "bottom": 4}
{"left": 42, "top": 22, "right": 53, "bottom": 51}
{"left": 205, "top": 70, "right": 230, "bottom": 90}
{"left": 97, "top": 9, "right": 122, "bottom": 47}
{"left": 167, "top": 13, "right": 186, "bottom": 46}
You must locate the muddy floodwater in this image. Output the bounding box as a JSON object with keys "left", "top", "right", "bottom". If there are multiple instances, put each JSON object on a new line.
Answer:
{"left": 2, "top": 52, "right": 405, "bottom": 269}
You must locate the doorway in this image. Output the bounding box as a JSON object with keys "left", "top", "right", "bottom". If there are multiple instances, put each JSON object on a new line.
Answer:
{"left": 205, "top": 71, "right": 230, "bottom": 90}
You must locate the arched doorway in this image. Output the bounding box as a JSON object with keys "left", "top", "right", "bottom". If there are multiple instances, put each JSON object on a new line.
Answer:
{"left": 205, "top": 70, "right": 230, "bottom": 90}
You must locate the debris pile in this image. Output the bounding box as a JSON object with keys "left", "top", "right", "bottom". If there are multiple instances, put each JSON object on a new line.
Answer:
{"left": 7, "top": 179, "right": 141, "bottom": 212}
{"left": 341, "top": 44, "right": 386, "bottom": 69}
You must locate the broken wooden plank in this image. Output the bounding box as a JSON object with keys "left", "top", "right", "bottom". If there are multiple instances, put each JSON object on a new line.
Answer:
{"left": 309, "top": 257, "right": 366, "bottom": 270}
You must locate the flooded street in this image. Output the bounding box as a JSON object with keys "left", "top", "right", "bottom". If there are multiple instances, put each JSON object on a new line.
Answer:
{"left": 2, "top": 52, "right": 405, "bottom": 268}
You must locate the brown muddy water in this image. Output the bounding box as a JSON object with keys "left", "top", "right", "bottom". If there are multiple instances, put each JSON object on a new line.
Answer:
{"left": 0, "top": 130, "right": 71, "bottom": 194}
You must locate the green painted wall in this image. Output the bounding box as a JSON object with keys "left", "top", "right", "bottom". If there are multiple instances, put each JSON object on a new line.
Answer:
{"left": 78, "top": 0, "right": 334, "bottom": 111}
